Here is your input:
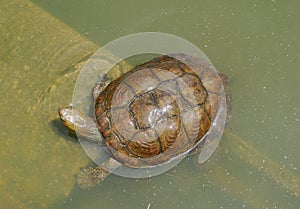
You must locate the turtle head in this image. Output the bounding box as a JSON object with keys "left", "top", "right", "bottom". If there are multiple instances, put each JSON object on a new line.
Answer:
{"left": 58, "top": 106, "right": 76, "bottom": 132}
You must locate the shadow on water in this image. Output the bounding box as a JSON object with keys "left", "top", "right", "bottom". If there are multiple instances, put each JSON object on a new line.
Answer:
{"left": 49, "top": 118, "right": 79, "bottom": 144}
{"left": 48, "top": 128, "right": 300, "bottom": 209}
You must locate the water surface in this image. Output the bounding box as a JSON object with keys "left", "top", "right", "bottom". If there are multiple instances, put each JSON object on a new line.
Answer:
{"left": 3, "top": 0, "right": 300, "bottom": 208}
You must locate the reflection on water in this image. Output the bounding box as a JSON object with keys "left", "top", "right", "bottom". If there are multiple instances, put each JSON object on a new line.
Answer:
{"left": 2, "top": 0, "right": 300, "bottom": 208}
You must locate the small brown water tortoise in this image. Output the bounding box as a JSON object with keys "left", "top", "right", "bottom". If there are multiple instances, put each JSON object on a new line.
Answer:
{"left": 59, "top": 54, "right": 230, "bottom": 189}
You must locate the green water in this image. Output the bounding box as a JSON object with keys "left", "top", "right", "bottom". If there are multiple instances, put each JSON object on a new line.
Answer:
{"left": 2, "top": 0, "right": 300, "bottom": 208}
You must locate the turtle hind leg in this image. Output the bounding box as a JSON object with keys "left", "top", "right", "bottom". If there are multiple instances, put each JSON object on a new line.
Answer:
{"left": 93, "top": 73, "right": 111, "bottom": 100}
{"left": 76, "top": 158, "right": 121, "bottom": 189}
{"left": 218, "top": 73, "right": 232, "bottom": 113}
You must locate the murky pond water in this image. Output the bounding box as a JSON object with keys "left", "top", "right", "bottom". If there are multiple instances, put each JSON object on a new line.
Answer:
{"left": 1, "top": 0, "right": 299, "bottom": 208}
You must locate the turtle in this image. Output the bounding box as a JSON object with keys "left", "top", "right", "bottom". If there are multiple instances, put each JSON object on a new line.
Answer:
{"left": 58, "top": 54, "right": 230, "bottom": 189}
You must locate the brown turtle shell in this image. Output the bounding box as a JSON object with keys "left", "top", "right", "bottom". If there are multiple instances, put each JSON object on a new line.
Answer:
{"left": 94, "top": 54, "right": 224, "bottom": 168}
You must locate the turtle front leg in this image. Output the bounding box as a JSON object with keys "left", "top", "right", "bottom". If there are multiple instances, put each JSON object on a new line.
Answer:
{"left": 76, "top": 158, "right": 121, "bottom": 189}
{"left": 93, "top": 73, "right": 111, "bottom": 100}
